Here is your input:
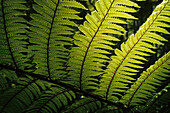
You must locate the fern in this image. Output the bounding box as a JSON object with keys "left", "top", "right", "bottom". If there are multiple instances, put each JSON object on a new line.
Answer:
{"left": 0, "top": 0, "right": 30, "bottom": 70}
{"left": 120, "top": 51, "right": 170, "bottom": 106}
{"left": 67, "top": 0, "right": 139, "bottom": 91}
{"left": 28, "top": 0, "right": 86, "bottom": 79}
{"left": 0, "top": 76, "right": 44, "bottom": 113}
{"left": 25, "top": 85, "right": 76, "bottom": 113}
{"left": 62, "top": 97, "right": 102, "bottom": 113}
{"left": 144, "top": 83, "right": 170, "bottom": 113}
{"left": 0, "top": 0, "right": 170, "bottom": 113}
{"left": 98, "top": 0, "right": 170, "bottom": 101}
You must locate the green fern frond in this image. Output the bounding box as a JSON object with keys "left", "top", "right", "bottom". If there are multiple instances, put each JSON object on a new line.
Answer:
{"left": 0, "top": 0, "right": 29, "bottom": 70}
{"left": 63, "top": 97, "right": 102, "bottom": 113}
{"left": 25, "top": 85, "right": 76, "bottom": 113}
{"left": 130, "top": 83, "right": 170, "bottom": 113}
{"left": 98, "top": 0, "right": 170, "bottom": 101}
{"left": 67, "top": 0, "right": 139, "bottom": 91}
{"left": 144, "top": 83, "right": 170, "bottom": 113}
{"left": 0, "top": 0, "right": 169, "bottom": 112}
{"left": 0, "top": 76, "right": 45, "bottom": 113}
{"left": 120, "top": 51, "right": 170, "bottom": 106}
{"left": 28, "top": 0, "right": 86, "bottom": 79}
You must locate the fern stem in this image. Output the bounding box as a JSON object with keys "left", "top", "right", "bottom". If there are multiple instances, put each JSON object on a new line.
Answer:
{"left": 127, "top": 55, "right": 170, "bottom": 106}
{"left": 0, "top": 63, "right": 126, "bottom": 109}
{"left": 79, "top": 0, "right": 115, "bottom": 90}
{"left": 1, "top": 0, "right": 18, "bottom": 69}
{"left": 47, "top": 0, "right": 60, "bottom": 80}
{"left": 105, "top": 2, "right": 166, "bottom": 100}
{"left": 145, "top": 83, "right": 170, "bottom": 113}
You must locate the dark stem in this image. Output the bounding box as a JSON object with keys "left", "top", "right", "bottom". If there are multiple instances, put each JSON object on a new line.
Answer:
{"left": 47, "top": 0, "right": 60, "bottom": 80}
{"left": 0, "top": 63, "right": 126, "bottom": 109}
{"left": 1, "top": 0, "right": 18, "bottom": 69}
{"left": 0, "top": 77, "right": 37, "bottom": 112}
{"left": 105, "top": 0, "right": 167, "bottom": 100}
{"left": 79, "top": 0, "right": 115, "bottom": 90}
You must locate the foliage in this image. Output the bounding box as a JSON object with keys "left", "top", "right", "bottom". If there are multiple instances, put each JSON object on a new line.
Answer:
{"left": 0, "top": 0, "right": 169, "bottom": 113}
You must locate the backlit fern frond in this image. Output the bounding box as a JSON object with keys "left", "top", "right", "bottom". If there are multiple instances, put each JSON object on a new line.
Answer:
{"left": 67, "top": 0, "right": 139, "bottom": 91}
{"left": 120, "top": 51, "right": 170, "bottom": 106}
{"left": 0, "top": 76, "right": 45, "bottom": 113}
{"left": 0, "top": 0, "right": 29, "bottom": 70}
{"left": 0, "top": 0, "right": 169, "bottom": 112}
{"left": 98, "top": 0, "right": 170, "bottom": 101}
{"left": 28, "top": 0, "right": 86, "bottom": 79}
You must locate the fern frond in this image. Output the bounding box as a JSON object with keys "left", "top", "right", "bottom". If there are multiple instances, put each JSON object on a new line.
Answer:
{"left": 25, "top": 85, "right": 76, "bottom": 113}
{"left": 120, "top": 51, "right": 170, "bottom": 106}
{"left": 0, "top": 76, "right": 45, "bottom": 113}
{"left": 28, "top": 0, "right": 86, "bottom": 79}
{"left": 63, "top": 97, "right": 102, "bottom": 113}
{"left": 98, "top": 0, "right": 170, "bottom": 101}
{"left": 0, "top": 0, "right": 29, "bottom": 70}
{"left": 0, "top": 63, "right": 124, "bottom": 108}
{"left": 144, "top": 83, "right": 170, "bottom": 113}
{"left": 67, "top": 0, "right": 139, "bottom": 91}
{"left": 129, "top": 83, "right": 170, "bottom": 113}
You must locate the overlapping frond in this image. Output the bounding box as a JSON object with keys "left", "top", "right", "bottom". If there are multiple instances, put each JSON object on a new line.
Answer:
{"left": 63, "top": 97, "right": 102, "bottom": 113}
{"left": 67, "top": 0, "right": 139, "bottom": 90}
{"left": 129, "top": 83, "right": 170, "bottom": 113}
{"left": 25, "top": 85, "right": 76, "bottom": 113}
{"left": 0, "top": 0, "right": 169, "bottom": 112}
{"left": 120, "top": 51, "right": 170, "bottom": 106}
{"left": 28, "top": 0, "right": 86, "bottom": 79}
{"left": 98, "top": 0, "right": 170, "bottom": 101}
{"left": 0, "top": 76, "right": 45, "bottom": 113}
{"left": 0, "top": 0, "right": 29, "bottom": 70}
{"left": 144, "top": 83, "right": 170, "bottom": 113}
